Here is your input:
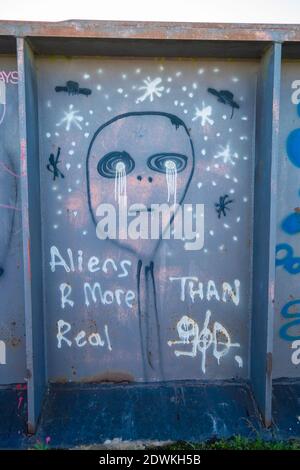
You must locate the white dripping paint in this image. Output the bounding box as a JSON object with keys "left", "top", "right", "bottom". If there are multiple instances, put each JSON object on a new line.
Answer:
{"left": 0, "top": 80, "right": 6, "bottom": 125}
{"left": 114, "top": 161, "right": 127, "bottom": 206}
{"left": 0, "top": 340, "right": 6, "bottom": 365}
{"left": 165, "top": 160, "right": 177, "bottom": 205}
{"left": 235, "top": 355, "right": 243, "bottom": 368}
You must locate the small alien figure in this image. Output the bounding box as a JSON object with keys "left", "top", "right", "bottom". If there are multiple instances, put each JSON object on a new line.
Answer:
{"left": 215, "top": 194, "right": 234, "bottom": 218}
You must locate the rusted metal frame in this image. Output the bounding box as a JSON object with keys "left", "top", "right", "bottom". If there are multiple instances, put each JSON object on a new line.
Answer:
{"left": 17, "top": 37, "right": 46, "bottom": 433}
{"left": 251, "top": 41, "right": 282, "bottom": 426}
{"left": 0, "top": 21, "right": 300, "bottom": 43}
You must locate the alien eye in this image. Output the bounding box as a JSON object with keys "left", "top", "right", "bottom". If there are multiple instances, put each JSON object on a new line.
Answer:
{"left": 97, "top": 151, "right": 135, "bottom": 178}
{"left": 147, "top": 153, "right": 187, "bottom": 174}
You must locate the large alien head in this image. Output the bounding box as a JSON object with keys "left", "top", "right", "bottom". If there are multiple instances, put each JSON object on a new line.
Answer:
{"left": 86, "top": 111, "right": 195, "bottom": 258}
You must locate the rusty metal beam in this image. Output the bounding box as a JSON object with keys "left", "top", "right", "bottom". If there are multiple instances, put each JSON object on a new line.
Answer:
{"left": 0, "top": 20, "right": 300, "bottom": 42}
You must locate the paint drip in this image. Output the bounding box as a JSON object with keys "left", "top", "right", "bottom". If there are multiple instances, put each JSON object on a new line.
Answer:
{"left": 114, "top": 161, "right": 127, "bottom": 205}
{"left": 0, "top": 81, "right": 6, "bottom": 126}
{"left": 165, "top": 160, "right": 177, "bottom": 205}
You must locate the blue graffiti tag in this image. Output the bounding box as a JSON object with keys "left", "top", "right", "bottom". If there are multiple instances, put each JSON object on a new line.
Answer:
{"left": 281, "top": 212, "right": 300, "bottom": 235}
{"left": 287, "top": 129, "right": 300, "bottom": 168}
{"left": 282, "top": 103, "right": 300, "bottom": 234}
{"left": 276, "top": 243, "right": 300, "bottom": 274}
{"left": 286, "top": 103, "right": 300, "bottom": 167}
{"left": 279, "top": 299, "right": 300, "bottom": 341}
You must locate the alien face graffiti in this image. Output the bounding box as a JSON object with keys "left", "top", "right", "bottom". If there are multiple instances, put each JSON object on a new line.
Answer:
{"left": 87, "top": 112, "right": 195, "bottom": 257}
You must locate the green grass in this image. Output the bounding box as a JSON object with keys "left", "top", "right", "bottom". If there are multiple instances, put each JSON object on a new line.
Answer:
{"left": 161, "top": 436, "right": 300, "bottom": 450}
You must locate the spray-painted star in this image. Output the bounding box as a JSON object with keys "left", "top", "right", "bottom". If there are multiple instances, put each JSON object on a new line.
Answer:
{"left": 56, "top": 105, "right": 84, "bottom": 131}
{"left": 192, "top": 102, "right": 214, "bottom": 126}
{"left": 213, "top": 143, "right": 239, "bottom": 165}
{"left": 136, "top": 77, "right": 164, "bottom": 103}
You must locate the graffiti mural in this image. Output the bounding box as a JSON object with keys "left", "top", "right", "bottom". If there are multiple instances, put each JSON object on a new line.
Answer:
{"left": 37, "top": 58, "right": 257, "bottom": 382}
{"left": 274, "top": 65, "right": 300, "bottom": 377}
{"left": 0, "top": 60, "right": 25, "bottom": 383}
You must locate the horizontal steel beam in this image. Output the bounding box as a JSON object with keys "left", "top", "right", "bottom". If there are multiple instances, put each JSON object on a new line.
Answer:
{"left": 0, "top": 20, "right": 300, "bottom": 42}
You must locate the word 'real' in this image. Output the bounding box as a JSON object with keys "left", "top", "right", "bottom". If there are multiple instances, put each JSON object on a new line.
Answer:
{"left": 169, "top": 276, "right": 240, "bottom": 306}
{"left": 57, "top": 320, "right": 112, "bottom": 351}
{"left": 207, "top": 88, "right": 240, "bottom": 118}
{"left": 47, "top": 147, "right": 65, "bottom": 181}
{"left": 0, "top": 71, "right": 18, "bottom": 84}
{"left": 0, "top": 340, "right": 6, "bottom": 364}
{"left": 215, "top": 194, "right": 233, "bottom": 218}
{"left": 276, "top": 243, "right": 300, "bottom": 274}
{"left": 168, "top": 312, "right": 242, "bottom": 374}
{"left": 55, "top": 81, "right": 92, "bottom": 97}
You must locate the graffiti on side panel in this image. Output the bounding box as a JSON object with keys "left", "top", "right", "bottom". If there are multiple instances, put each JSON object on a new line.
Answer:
{"left": 0, "top": 340, "right": 6, "bottom": 365}
{"left": 277, "top": 85, "right": 300, "bottom": 367}
{"left": 276, "top": 243, "right": 300, "bottom": 275}
{"left": 0, "top": 69, "right": 21, "bottom": 371}
{"left": 0, "top": 81, "right": 6, "bottom": 126}
{"left": 279, "top": 300, "right": 300, "bottom": 365}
